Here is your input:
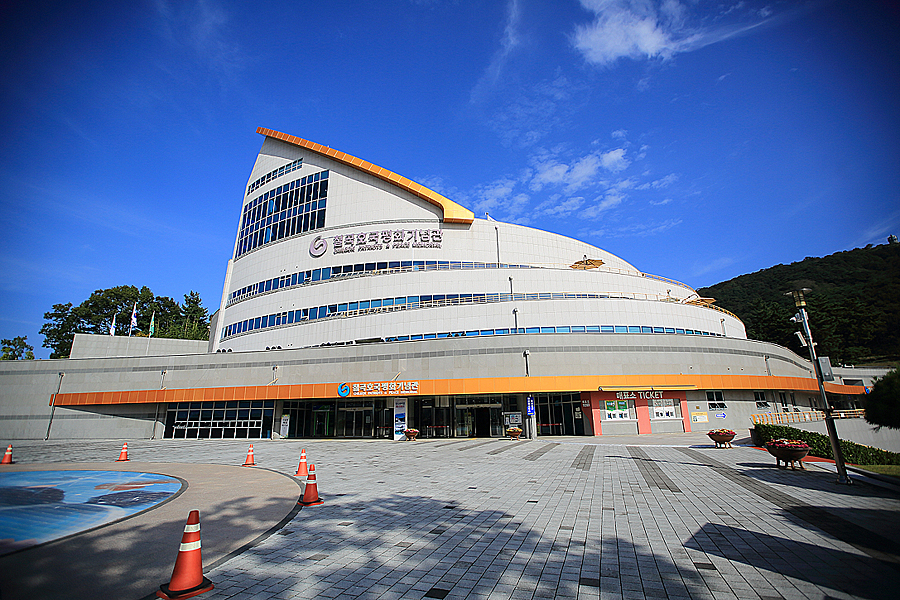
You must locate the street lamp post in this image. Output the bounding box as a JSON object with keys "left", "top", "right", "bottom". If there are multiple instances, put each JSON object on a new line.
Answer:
{"left": 788, "top": 289, "right": 851, "bottom": 484}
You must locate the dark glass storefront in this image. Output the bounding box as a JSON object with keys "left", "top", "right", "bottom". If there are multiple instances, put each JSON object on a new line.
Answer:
{"left": 279, "top": 392, "right": 587, "bottom": 438}
{"left": 164, "top": 400, "right": 275, "bottom": 438}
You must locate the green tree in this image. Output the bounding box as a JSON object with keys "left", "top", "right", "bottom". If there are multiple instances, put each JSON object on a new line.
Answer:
{"left": 39, "top": 303, "right": 78, "bottom": 358}
{"left": 1, "top": 336, "right": 34, "bottom": 360}
{"left": 40, "top": 287, "right": 211, "bottom": 358}
{"left": 863, "top": 369, "right": 900, "bottom": 430}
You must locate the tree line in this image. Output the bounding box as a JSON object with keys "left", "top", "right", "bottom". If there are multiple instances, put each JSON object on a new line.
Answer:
{"left": 39, "top": 286, "right": 211, "bottom": 358}
{"left": 698, "top": 241, "right": 900, "bottom": 365}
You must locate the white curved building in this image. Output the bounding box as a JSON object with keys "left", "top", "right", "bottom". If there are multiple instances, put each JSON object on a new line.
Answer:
{"left": 0, "top": 128, "right": 878, "bottom": 442}
{"left": 214, "top": 128, "right": 745, "bottom": 353}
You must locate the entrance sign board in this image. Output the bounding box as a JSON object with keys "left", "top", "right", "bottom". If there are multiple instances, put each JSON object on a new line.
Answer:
{"left": 345, "top": 381, "right": 419, "bottom": 396}
{"left": 393, "top": 398, "right": 407, "bottom": 441}
{"left": 526, "top": 396, "right": 535, "bottom": 416}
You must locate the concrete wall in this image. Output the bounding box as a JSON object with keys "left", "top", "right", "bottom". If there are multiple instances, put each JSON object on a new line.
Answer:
{"left": 70, "top": 334, "right": 208, "bottom": 359}
{"left": 0, "top": 333, "right": 888, "bottom": 440}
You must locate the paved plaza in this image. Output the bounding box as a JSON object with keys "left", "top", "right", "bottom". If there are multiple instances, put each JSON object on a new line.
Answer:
{"left": 2, "top": 435, "right": 899, "bottom": 600}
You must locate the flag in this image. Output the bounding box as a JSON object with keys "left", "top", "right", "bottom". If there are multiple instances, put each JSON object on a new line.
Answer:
{"left": 149, "top": 312, "right": 156, "bottom": 338}
{"left": 129, "top": 302, "right": 137, "bottom": 337}
{"left": 109, "top": 314, "right": 116, "bottom": 336}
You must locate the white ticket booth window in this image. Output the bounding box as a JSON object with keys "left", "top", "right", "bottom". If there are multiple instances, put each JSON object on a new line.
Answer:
{"left": 652, "top": 398, "right": 681, "bottom": 419}
{"left": 603, "top": 400, "right": 633, "bottom": 420}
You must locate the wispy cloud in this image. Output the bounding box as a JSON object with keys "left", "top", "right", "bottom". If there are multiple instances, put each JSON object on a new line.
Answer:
{"left": 571, "top": 0, "right": 775, "bottom": 67}
{"left": 587, "top": 218, "right": 683, "bottom": 238}
{"left": 470, "top": 0, "right": 523, "bottom": 102}
{"left": 691, "top": 255, "right": 737, "bottom": 277}
{"left": 153, "top": 0, "right": 244, "bottom": 80}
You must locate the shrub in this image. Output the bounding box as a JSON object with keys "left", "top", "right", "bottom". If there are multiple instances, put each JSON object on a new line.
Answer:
{"left": 753, "top": 423, "right": 900, "bottom": 465}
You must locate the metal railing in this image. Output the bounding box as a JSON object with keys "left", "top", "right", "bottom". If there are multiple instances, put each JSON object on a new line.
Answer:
{"left": 751, "top": 408, "right": 865, "bottom": 425}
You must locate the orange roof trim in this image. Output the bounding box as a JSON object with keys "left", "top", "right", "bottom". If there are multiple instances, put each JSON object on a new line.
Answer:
{"left": 257, "top": 127, "right": 475, "bottom": 225}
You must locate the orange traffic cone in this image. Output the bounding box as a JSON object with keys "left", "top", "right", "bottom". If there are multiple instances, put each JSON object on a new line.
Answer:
{"left": 116, "top": 442, "right": 129, "bottom": 462}
{"left": 295, "top": 448, "right": 308, "bottom": 477}
{"left": 242, "top": 444, "right": 256, "bottom": 466}
{"left": 156, "top": 510, "right": 214, "bottom": 599}
{"left": 299, "top": 463, "right": 323, "bottom": 506}
{"left": 1, "top": 444, "right": 13, "bottom": 465}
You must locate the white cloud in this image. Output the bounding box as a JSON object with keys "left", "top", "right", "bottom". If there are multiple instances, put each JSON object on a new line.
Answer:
{"left": 470, "top": 0, "right": 523, "bottom": 102}
{"left": 611, "top": 129, "right": 628, "bottom": 140}
{"left": 580, "top": 192, "right": 626, "bottom": 219}
{"left": 571, "top": 0, "right": 774, "bottom": 67}
{"left": 534, "top": 195, "right": 585, "bottom": 217}
{"left": 588, "top": 218, "right": 682, "bottom": 238}
{"left": 599, "top": 148, "right": 630, "bottom": 172}
{"left": 637, "top": 173, "right": 678, "bottom": 189}
{"left": 650, "top": 198, "right": 672, "bottom": 206}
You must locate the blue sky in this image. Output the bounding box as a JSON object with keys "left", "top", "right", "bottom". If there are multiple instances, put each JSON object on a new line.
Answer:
{"left": 1, "top": 0, "right": 898, "bottom": 359}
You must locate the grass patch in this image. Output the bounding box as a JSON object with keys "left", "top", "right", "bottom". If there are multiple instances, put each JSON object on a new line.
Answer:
{"left": 856, "top": 465, "right": 900, "bottom": 479}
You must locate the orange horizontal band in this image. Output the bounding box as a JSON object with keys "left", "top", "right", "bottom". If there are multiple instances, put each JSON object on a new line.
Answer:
{"left": 51, "top": 374, "right": 864, "bottom": 406}
{"left": 257, "top": 128, "right": 474, "bottom": 224}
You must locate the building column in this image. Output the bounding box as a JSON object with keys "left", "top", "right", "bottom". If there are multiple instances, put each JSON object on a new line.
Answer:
{"left": 581, "top": 391, "right": 601, "bottom": 436}
{"left": 634, "top": 395, "right": 652, "bottom": 434}
{"left": 680, "top": 398, "right": 692, "bottom": 433}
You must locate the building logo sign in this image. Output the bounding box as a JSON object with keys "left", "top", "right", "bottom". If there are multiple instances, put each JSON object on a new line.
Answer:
{"left": 309, "top": 235, "right": 328, "bottom": 257}
{"left": 343, "top": 381, "right": 420, "bottom": 396}
{"left": 324, "top": 229, "right": 442, "bottom": 256}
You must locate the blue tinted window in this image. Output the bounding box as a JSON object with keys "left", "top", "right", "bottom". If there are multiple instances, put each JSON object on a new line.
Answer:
{"left": 480, "top": 330, "right": 494, "bottom": 336}
{"left": 526, "top": 327, "right": 539, "bottom": 333}
{"left": 675, "top": 328, "right": 685, "bottom": 334}
{"left": 338, "top": 304, "right": 348, "bottom": 312}
{"left": 600, "top": 325, "right": 613, "bottom": 333}
{"left": 641, "top": 326, "right": 653, "bottom": 333}
{"left": 411, "top": 334, "right": 423, "bottom": 340}
{"left": 309, "top": 307, "right": 318, "bottom": 319}
{"left": 540, "top": 327, "right": 555, "bottom": 333}
{"left": 466, "top": 331, "right": 479, "bottom": 336}
{"left": 359, "top": 301, "right": 370, "bottom": 310}
{"left": 321, "top": 267, "right": 331, "bottom": 280}
{"left": 652, "top": 327, "right": 664, "bottom": 333}
{"left": 495, "top": 328, "right": 510, "bottom": 335}
{"left": 665, "top": 328, "right": 675, "bottom": 334}
{"left": 349, "top": 302, "right": 358, "bottom": 311}
{"left": 312, "top": 269, "right": 321, "bottom": 281}
{"left": 572, "top": 326, "right": 586, "bottom": 333}
{"left": 557, "top": 326, "right": 570, "bottom": 333}
{"left": 371, "top": 299, "right": 382, "bottom": 308}
{"left": 382, "top": 298, "right": 393, "bottom": 306}
{"left": 628, "top": 326, "right": 641, "bottom": 333}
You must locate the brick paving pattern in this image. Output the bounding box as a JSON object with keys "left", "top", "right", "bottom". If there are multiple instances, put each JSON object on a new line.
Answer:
{"left": 7, "top": 437, "right": 900, "bottom": 599}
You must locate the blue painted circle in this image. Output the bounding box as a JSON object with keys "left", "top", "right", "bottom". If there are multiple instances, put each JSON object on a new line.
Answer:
{"left": 338, "top": 383, "right": 350, "bottom": 397}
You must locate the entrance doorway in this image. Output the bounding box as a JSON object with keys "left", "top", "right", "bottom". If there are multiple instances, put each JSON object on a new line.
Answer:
{"left": 336, "top": 403, "right": 374, "bottom": 437}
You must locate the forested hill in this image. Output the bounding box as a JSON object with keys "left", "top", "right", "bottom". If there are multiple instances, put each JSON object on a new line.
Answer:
{"left": 697, "top": 242, "right": 900, "bottom": 365}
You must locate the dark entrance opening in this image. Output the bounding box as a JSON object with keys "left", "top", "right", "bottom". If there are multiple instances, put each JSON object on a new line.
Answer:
{"left": 475, "top": 407, "right": 491, "bottom": 437}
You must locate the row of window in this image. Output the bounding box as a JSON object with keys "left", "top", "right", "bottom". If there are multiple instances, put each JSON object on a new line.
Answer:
{"left": 247, "top": 158, "right": 303, "bottom": 195}
{"left": 221, "top": 290, "right": 724, "bottom": 340}
{"left": 236, "top": 171, "right": 329, "bottom": 258}
{"left": 228, "top": 260, "right": 543, "bottom": 306}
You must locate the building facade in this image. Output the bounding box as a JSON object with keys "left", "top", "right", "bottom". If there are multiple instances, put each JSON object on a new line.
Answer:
{"left": 0, "top": 129, "right": 883, "bottom": 441}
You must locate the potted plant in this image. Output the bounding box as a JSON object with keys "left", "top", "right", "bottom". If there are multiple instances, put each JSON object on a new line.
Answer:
{"left": 404, "top": 428, "right": 419, "bottom": 441}
{"left": 707, "top": 429, "right": 736, "bottom": 448}
{"left": 507, "top": 426, "right": 523, "bottom": 441}
{"left": 765, "top": 439, "right": 810, "bottom": 470}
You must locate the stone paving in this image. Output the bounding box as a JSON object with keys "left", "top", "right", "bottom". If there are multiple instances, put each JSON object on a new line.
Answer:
{"left": 5, "top": 436, "right": 900, "bottom": 600}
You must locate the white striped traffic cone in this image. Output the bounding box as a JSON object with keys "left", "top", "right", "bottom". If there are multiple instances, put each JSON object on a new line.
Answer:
{"left": 156, "top": 510, "right": 214, "bottom": 599}
{"left": 299, "top": 463, "right": 323, "bottom": 506}
{"left": 116, "top": 442, "right": 129, "bottom": 461}
{"left": 1, "top": 444, "right": 13, "bottom": 465}
{"left": 295, "top": 448, "right": 308, "bottom": 477}
{"left": 242, "top": 444, "right": 255, "bottom": 466}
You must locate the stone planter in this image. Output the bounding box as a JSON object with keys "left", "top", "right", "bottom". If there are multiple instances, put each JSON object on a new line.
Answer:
{"left": 708, "top": 433, "right": 735, "bottom": 448}
{"left": 508, "top": 431, "right": 521, "bottom": 441}
{"left": 404, "top": 431, "right": 418, "bottom": 441}
{"left": 766, "top": 445, "right": 809, "bottom": 470}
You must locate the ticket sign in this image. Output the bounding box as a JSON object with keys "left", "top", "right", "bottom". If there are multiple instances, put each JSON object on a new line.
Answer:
{"left": 691, "top": 412, "right": 709, "bottom": 423}
{"left": 526, "top": 396, "right": 535, "bottom": 416}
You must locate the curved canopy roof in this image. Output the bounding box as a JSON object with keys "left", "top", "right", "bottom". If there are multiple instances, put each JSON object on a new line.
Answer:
{"left": 257, "top": 128, "right": 474, "bottom": 224}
